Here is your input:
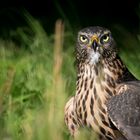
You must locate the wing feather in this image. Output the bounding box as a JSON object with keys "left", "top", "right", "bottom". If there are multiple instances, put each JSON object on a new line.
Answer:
{"left": 107, "top": 81, "right": 140, "bottom": 140}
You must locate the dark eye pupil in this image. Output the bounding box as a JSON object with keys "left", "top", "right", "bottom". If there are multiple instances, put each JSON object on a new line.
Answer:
{"left": 103, "top": 35, "right": 107, "bottom": 40}
{"left": 82, "top": 36, "right": 86, "bottom": 40}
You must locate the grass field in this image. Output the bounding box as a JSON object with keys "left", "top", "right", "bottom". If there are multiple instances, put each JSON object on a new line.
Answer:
{"left": 0, "top": 14, "right": 140, "bottom": 140}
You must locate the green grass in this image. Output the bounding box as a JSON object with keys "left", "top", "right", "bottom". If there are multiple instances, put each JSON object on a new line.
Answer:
{"left": 0, "top": 13, "right": 140, "bottom": 140}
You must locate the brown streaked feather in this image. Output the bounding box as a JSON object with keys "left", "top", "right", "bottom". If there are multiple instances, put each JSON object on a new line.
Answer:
{"left": 64, "top": 97, "right": 80, "bottom": 137}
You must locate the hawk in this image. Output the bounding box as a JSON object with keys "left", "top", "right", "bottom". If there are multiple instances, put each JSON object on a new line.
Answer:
{"left": 64, "top": 26, "right": 140, "bottom": 140}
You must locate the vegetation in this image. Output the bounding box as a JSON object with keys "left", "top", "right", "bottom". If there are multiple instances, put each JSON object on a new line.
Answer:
{"left": 0, "top": 13, "right": 139, "bottom": 140}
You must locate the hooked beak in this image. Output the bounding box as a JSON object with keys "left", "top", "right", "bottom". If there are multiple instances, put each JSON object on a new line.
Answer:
{"left": 91, "top": 35, "right": 98, "bottom": 51}
{"left": 92, "top": 40, "right": 98, "bottom": 48}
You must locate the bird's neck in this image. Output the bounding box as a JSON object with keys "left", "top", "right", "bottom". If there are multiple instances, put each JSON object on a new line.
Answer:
{"left": 76, "top": 55, "right": 136, "bottom": 100}
{"left": 103, "top": 55, "right": 137, "bottom": 83}
{"left": 77, "top": 55, "right": 136, "bottom": 83}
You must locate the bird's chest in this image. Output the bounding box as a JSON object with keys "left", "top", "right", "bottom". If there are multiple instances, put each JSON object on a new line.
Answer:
{"left": 75, "top": 78, "right": 109, "bottom": 130}
{"left": 74, "top": 67, "right": 116, "bottom": 139}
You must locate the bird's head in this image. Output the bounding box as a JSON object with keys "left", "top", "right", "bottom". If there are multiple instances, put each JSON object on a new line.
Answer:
{"left": 76, "top": 26, "right": 117, "bottom": 65}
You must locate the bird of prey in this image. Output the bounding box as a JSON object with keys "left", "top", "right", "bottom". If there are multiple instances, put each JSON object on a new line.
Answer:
{"left": 64, "top": 26, "right": 140, "bottom": 140}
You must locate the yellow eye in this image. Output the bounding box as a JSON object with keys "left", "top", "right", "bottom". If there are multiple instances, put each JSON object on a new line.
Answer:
{"left": 100, "top": 34, "right": 110, "bottom": 43}
{"left": 80, "top": 35, "right": 88, "bottom": 43}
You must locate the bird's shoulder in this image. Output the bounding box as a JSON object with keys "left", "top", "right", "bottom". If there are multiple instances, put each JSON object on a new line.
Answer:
{"left": 106, "top": 80, "right": 140, "bottom": 140}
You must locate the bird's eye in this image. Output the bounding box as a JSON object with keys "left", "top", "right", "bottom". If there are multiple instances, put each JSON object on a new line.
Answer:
{"left": 100, "top": 34, "right": 110, "bottom": 44}
{"left": 80, "top": 35, "right": 88, "bottom": 43}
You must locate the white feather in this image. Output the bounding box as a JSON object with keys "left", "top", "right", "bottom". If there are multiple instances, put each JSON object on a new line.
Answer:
{"left": 89, "top": 51, "right": 100, "bottom": 65}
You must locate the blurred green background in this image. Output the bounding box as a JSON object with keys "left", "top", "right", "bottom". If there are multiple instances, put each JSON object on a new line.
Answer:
{"left": 0, "top": 0, "right": 140, "bottom": 140}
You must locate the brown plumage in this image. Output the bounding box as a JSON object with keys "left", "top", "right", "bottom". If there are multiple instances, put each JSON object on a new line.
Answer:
{"left": 64, "top": 26, "right": 140, "bottom": 140}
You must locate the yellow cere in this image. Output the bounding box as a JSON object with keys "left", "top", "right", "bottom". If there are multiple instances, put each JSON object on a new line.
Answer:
{"left": 91, "top": 35, "right": 98, "bottom": 42}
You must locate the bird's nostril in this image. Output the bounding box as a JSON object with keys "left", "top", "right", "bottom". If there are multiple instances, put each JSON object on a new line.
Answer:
{"left": 92, "top": 40, "right": 98, "bottom": 50}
